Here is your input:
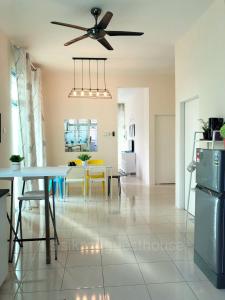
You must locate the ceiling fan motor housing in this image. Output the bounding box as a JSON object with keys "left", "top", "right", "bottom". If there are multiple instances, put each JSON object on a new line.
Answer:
{"left": 90, "top": 7, "right": 102, "bottom": 17}
{"left": 87, "top": 27, "right": 106, "bottom": 40}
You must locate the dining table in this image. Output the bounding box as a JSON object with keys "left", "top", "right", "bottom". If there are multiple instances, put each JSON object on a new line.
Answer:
{"left": 0, "top": 166, "right": 71, "bottom": 264}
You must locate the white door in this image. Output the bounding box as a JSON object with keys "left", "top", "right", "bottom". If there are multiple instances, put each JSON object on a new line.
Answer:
{"left": 184, "top": 99, "right": 199, "bottom": 216}
{"left": 155, "top": 115, "right": 175, "bottom": 184}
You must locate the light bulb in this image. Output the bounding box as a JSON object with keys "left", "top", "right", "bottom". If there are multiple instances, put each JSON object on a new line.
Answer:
{"left": 89, "top": 91, "right": 92, "bottom": 96}
{"left": 81, "top": 90, "right": 84, "bottom": 96}
{"left": 96, "top": 91, "right": 100, "bottom": 97}
{"left": 103, "top": 91, "right": 107, "bottom": 97}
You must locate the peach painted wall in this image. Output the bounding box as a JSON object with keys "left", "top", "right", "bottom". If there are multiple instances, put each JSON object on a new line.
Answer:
{"left": 42, "top": 69, "right": 175, "bottom": 185}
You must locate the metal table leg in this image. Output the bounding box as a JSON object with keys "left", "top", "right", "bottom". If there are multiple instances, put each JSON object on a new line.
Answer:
{"left": 8, "top": 179, "right": 14, "bottom": 262}
{"left": 44, "top": 176, "right": 51, "bottom": 264}
{"left": 108, "top": 176, "right": 111, "bottom": 196}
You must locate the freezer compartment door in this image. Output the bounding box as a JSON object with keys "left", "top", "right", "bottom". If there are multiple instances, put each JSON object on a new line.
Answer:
{"left": 196, "top": 149, "right": 225, "bottom": 193}
{"left": 194, "top": 186, "right": 225, "bottom": 274}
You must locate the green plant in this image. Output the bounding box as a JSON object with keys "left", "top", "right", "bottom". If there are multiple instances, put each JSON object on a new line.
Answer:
{"left": 220, "top": 124, "right": 225, "bottom": 138}
{"left": 9, "top": 155, "right": 24, "bottom": 163}
{"left": 199, "top": 119, "right": 209, "bottom": 132}
{"left": 78, "top": 153, "right": 91, "bottom": 161}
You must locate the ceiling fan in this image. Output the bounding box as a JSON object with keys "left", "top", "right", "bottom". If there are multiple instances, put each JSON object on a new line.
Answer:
{"left": 51, "top": 7, "right": 144, "bottom": 50}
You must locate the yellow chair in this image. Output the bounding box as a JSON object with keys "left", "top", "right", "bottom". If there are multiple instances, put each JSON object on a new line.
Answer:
{"left": 87, "top": 159, "right": 105, "bottom": 193}
{"left": 71, "top": 159, "right": 82, "bottom": 166}
{"left": 88, "top": 159, "right": 104, "bottom": 166}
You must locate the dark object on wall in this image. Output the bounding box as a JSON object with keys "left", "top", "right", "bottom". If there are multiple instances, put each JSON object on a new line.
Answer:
{"left": 112, "top": 131, "right": 115, "bottom": 137}
{"left": 128, "top": 139, "right": 135, "bottom": 152}
{"left": 208, "top": 118, "right": 224, "bottom": 140}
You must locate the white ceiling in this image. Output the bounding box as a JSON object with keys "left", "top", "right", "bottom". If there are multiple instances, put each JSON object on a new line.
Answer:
{"left": 0, "top": 0, "right": 213, "bottom": 73}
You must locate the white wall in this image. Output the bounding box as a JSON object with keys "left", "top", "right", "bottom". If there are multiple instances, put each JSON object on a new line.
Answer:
{"left": 118, "top": 88, "right": 149, "bottom": 185}
{"left": 0, "top": 30, "right": 11, "bottom": 169}
{"left": 42, "top": 69, "right": 175, "bottom": 185}
{"left": 175, "top": 0, "right": 225, "bottom": 208}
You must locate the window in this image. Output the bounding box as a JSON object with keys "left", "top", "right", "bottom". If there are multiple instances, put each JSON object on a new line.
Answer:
{"left": 64, "top": 119, "right": 98, "bottom": 152}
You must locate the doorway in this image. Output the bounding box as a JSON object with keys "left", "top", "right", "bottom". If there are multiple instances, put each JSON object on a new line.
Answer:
{"left": 155, "top": 115, "right": 175, "bottom": 184}
{"left": 117, "top": 88, "right": 150, "bottom": 185}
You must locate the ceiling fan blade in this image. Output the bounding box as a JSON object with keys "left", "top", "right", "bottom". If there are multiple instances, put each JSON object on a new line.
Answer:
{"left": 64, "top": 34, "right": 89, "bottom": 46}
{"left": 106, "top": 31, "right": 144, "bottom": 36}
{"left": 98, "top": 38, "right": 113, "bottom": 50}
{"left": 51, "top": 21, "right": 87, "bottom": 31}
{"left": 97, "top": 12, "right": 113, "bottom": 29}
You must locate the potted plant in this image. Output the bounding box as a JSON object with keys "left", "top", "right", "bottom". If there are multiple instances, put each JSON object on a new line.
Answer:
{"left": 78, "top": 153, "right": 91, "bottom": 167}
{"left": 199, "top": 119, "right": 211, "bottom": 140}
{"left": 9, "top": 155, "right": 24, "bottom": 171}
{"left": 220, "top": 124, "right": 225, "bottom": 148}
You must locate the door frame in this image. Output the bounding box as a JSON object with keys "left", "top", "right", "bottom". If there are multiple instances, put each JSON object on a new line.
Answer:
{"left": 176, "top": 95, "right": 199, "bottom": 209}
{"left": 154, "top": 114, "right": 175, "bottom": 185}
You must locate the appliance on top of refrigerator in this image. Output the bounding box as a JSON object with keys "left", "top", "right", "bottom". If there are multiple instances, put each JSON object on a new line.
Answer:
{"left": 195, "top": 148, "right": 225, "bottom": 289}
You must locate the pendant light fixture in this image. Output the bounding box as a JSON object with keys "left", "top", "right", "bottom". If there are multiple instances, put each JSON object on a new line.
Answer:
{"left": 68, "top": 57, "right": 112, "bottom": 99}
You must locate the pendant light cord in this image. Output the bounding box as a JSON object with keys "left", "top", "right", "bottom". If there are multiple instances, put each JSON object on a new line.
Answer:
{"left": 82, "top": 59, "right": 84, "bottom": 90}
{"left": 97, "top": 60, "right": 99, "bottom": 91}
{"left": 89, "top": 59, "right": 91, "bottom": 90}
{"left": 73, "top": 58, "right": 76, "bottom": 89}
{"left": 104, "top": 60, "right": 106, "bottom": 91}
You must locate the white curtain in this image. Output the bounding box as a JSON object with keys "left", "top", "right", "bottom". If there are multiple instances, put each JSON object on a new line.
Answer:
{"left": 32, "top": 69, "right": 47, "bottom": 167}
{"left": 11, "top": 46, "right": 46, "bottom": 191}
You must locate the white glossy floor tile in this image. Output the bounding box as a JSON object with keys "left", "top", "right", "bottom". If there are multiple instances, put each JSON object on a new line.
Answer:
{"left": 103, "top": 264, "right": 144, "bottom": 287}
{"left": 105, "top": 285, "right": 151, "bottom": 300}
{"left": 15, "top": 290, "right": 64, "bottom": 300}
{"left": 99, "top": 235, "right": 131, "bottom": 249}
{"left": 139, "top": 262, "right": 184, "bottom": 284}
{"left": 15, "top": 251, "right": 67, "bottom": 271}
{"left": 174, "top": 261, "right": 208, "bottom": 281}
{"left": 101, "top": 248, "right": 136, "bottom": 265}
{"left": 63, "top": 288, "right": 105, "bottom": 300}
{"left": 125, "top": 225, "right": 152, "bottom": 235}
{"left": 128, "top": 234, "right": 159, "bottom": 250}
{"left": 0, "top": 294, "right": 14, "bottom": 300}
{"left": 148, "top": 282, "right": 198, "bottom": 300}
{"left": 20, "top": 268, "right": 64, "bottom": 292}
{"left": 134, "top": 248, "right": 171, "bottom": 263}
{"left": 62, "top": 266, "right": 103, "bottom": 289}
{"left": 189, "top": 281, "right": 225, "bottom": 300}
{"left": 55, "top": 237, "right": 101, "bottom": 252}
{"left": 0, "top": 271, "right": 23, "bottom": 295}
{"left": 166, "top": 245, "right": 194, "bottom": 261}
{"left": 66, "top": 250, "right": 101, "bottom": 267}
{"left": 3, "top": 179, "right": 221, "bottom": 299}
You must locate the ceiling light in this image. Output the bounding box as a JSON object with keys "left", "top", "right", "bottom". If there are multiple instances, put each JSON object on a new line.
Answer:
{"left": 68, "top": 57, "right": 112, "bottom": 99}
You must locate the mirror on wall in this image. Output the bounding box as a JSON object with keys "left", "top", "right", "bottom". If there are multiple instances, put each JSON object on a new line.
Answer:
{"left": 64, "top": 119, "right": 98, "bottom": 152}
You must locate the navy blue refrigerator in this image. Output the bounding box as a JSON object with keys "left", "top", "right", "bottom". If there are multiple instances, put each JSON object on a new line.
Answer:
{"left": 195, "top": 148, "right": 225, "bottom": 289}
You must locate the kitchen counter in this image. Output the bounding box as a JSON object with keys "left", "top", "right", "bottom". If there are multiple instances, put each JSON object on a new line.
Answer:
{"left": 0, "top": 189, "right": 9, "bottom": 287}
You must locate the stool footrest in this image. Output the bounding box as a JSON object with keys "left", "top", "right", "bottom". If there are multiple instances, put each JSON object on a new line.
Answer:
{"left": 15, "top": 237, "right": 56, "bottom": 242}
